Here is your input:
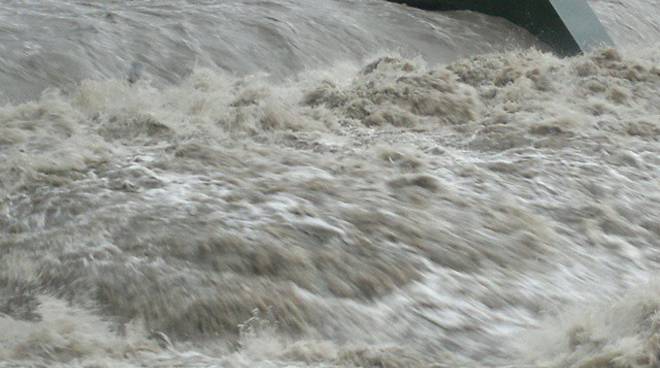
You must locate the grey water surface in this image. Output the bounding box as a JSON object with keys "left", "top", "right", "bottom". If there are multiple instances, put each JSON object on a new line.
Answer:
{"left": 1, "top": 1, "right": 659, "bottom": 367}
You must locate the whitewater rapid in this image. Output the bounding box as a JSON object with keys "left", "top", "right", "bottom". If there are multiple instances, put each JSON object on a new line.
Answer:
{"left": 0, "top": 1, "right": 659, "bottom": 368}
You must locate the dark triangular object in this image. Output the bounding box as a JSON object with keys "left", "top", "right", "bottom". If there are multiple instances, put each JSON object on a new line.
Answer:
{"left": 387, "top": 0, "right": 614, "bottom": 56}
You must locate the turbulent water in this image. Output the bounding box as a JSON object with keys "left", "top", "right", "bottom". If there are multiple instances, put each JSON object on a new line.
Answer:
{"left": 1, "top": 1, "right": 659, "bottom": 367}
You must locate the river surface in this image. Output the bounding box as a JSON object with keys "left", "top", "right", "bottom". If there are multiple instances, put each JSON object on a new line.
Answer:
{"left": 1, "top": 1, "right": 659, "bottom": 367}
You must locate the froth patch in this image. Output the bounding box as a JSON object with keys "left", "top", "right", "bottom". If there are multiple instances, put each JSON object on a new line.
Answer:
{"left": 518, "top": 283, "right": 660, "bottom": 368}
{"left": 0, "top": 296, "right": 157, "bottom": 364}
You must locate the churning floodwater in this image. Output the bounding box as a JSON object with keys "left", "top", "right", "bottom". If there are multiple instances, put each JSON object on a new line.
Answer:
{"left": 0, "top": 1, "right": 659, "bottom": 367}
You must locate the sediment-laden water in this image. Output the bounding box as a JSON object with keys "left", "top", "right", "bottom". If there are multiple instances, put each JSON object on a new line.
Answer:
{"left": 1, "top": 1, "right": 659, "bottom": 367}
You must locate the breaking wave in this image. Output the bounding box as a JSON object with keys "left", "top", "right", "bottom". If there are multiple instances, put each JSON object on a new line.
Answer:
{"left": 1, "top": 44, "right": 659, "bottom": 367}
{"left": 2, "top": 0, "right": 660, "bottom": 367}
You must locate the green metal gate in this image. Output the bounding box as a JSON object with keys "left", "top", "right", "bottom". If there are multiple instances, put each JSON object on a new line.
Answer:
{"left": 387, "top": 0, "right": 614, "bottom": 56}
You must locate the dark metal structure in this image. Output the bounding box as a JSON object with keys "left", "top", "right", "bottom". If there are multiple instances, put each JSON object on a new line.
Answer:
{"left": 387, "top": 0, "right": 614, "bottom": 56}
